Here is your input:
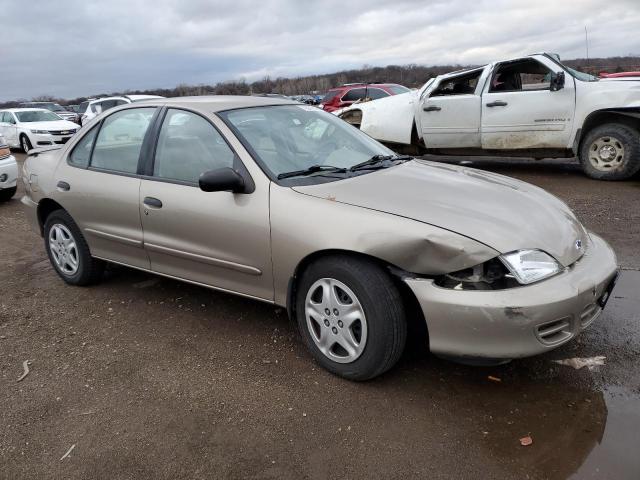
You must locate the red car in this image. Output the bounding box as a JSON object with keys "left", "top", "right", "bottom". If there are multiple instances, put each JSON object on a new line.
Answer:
{"left": 599, "top": 71, "right": 640, "bottom": 78}
{"left": 321, "top": 83, "right": 410, "bottom": 112}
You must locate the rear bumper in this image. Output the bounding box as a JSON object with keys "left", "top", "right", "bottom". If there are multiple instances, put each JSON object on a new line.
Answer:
{"left": 404, "top": 232, "right": 618, "bottom": 359}
{"left": 21, "top": 195, "right": 40, "bottom": 234}
{"left": 0, "top": 155, "right": 18, "bottom": 189}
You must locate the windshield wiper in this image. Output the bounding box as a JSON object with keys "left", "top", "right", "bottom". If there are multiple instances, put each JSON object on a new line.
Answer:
{"left": 348, "top": 154, "right": 413, "bottom": 172}
{"left": 277, "top": 164, "right": 347, "bottom": 180}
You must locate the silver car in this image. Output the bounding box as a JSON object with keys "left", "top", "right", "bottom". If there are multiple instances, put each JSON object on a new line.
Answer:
{"left": 22, "top": 96, "right": 619, "bottom": 380}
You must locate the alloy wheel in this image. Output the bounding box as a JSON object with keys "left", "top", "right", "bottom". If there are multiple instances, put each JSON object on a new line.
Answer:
{"left": 48, "top": 224, "right": 79, "bottom": 275}
{"left": 304, "top": 278, "right": 368, "bottom": 363}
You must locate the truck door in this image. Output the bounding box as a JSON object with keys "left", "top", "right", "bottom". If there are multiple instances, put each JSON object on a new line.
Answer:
{"left": 481, "top": 57, "right": 576, "bottom": 150}
{"left": 418, "top": 69, "right": 484, "bottom": 148}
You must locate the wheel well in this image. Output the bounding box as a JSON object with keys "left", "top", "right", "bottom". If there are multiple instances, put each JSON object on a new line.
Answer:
{"left": 339, "top": 109, "right": 363, "bottom": 128}
{"left": 579, "top": 110, "right": 640, "bottom": 152}
{"left": 37, "top": 198, "right": 65, "bottom": 236}
{"left": 286, "top": 249, "right": 428, "bottom": 346}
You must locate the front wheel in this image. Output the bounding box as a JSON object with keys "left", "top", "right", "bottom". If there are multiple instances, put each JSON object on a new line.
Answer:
{"left": 295, "top": 255, "right": 407, "bottom": 381}
{"left": 44, "top": 210, "right": 105, "bottom": 285}
{"left": 20, "top": 134, "right": 33, "bottom": 153}
{"left": 579, "top": 123, "right": 640, "bottom": 180}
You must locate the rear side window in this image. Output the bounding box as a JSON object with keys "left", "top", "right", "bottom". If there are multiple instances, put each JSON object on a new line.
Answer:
{"left": 153, "top": 109, "right": 235, "bottom": 183}
{"left": 389, "top": 85, "right": 411, "bottom": 94}
{"left": 68, "top": 126, "right": 98, "bottom": 168}
{"left": 342, "top": 88, "right": 367, "bottom": 102}
{"left": 367, "top": 88, "right": 390, "bottom": 100}
{"left": 90, "top": 108, "right": 155, "bottom": 174}
{"left": 431, "top": 70, "right": 482, "bottom": 97}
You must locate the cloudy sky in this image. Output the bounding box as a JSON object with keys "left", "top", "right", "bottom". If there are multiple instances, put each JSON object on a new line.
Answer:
{"left": 2, "top": 0, "right": 640, "bottom": 101}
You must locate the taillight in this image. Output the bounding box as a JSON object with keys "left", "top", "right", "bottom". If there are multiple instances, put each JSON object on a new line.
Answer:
{"left": 0, "top": 145, "right": 10, "bottom": 158}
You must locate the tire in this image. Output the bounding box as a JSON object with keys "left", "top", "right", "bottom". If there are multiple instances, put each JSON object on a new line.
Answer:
{"left": 20, "top": 134, "right": 33, "bottom": 153}
{"left": 295, "top": 255, "right": 407, "bottom": 381}
{"left": 44, "top": 209, "right": 105, "bottom": 286}
{"left": 0, "top": 186, "right": 16, "bottom": 202}
{"left": 579, "top": 123, "right": 640, "bottom": 180}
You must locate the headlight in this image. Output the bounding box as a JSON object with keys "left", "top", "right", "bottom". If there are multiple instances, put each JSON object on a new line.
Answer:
{"left": 30, "top": 129, "right": 49, "bottom": 134}
{"left": 499, "top": 250, "right": 562, "bottom": 285}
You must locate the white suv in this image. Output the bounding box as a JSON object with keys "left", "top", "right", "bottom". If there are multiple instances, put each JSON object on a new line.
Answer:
{"left": 0, "top": 134, "right": 18, "bottom": 202}
{"left": 78, "top": 95, "right": 164, "bottom": 125}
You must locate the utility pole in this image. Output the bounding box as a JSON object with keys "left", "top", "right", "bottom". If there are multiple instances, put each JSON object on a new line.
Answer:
{"left": 585, "top": 26, "right": 590, "bottom": 65}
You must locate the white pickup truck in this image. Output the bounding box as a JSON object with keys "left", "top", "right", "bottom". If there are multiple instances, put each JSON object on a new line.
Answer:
{"left": 337, "top": 53, "right": 640, "bottom": 180}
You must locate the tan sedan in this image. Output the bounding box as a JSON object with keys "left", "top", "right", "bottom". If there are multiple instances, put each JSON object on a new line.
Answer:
{"left": 21, "top": 96, "right": 619, "bottom": 380}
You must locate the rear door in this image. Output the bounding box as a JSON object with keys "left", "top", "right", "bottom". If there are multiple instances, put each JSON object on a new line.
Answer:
{"left": 418, "top": 69, "right": 484, "bottom": 148}
{"left": 481, "top": 56, "right": 576, "bottom": 149}
{"left": 139, "top": 108, "right": 273, "bottom": 301}
{"left": 54, "top": 107, "right": 158, "bottom": 269}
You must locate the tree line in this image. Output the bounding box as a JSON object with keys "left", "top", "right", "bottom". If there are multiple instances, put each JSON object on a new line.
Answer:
{"left": 2, "top": 55, "right": 639, "bottom": 108}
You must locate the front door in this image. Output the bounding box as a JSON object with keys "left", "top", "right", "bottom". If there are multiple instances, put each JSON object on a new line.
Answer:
{"left": 139, "top": 108, "right": 273, "bottom": 301}
{"left": 54, "top": 107, "right": 157, "bottom": 269}
{"left": 0, "top": 112, "right": 19, "bottom": 147}
{"left": 418, "top": 69, "right": 484, "bottom": 148}
{"left": 481, "top": 57, "right": 576, "bottom": 150}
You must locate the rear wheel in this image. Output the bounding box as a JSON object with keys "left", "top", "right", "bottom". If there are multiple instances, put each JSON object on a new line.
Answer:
{"left": 20, "top": 134, "right": 32, "bottom": 153}
{"left": 0, "top": 186, "right": 16, "bottom": 202}
{"left": 295, "top": 255, "right": 407, "bottom": 381}
{"left": 579, "top": 123, "right": 640, "bottom": 180}
{"left": 44, "top": 210, "right": 105, "bottom": 285}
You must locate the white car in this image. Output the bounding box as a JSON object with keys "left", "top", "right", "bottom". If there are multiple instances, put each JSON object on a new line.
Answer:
{"left": 337, "top": 52, "right": 640, "bottom": 180}
{"left": 78, "top": 95, "right": 165, "bottom": 126}
{"left": 0, "top": 134, "right": 18, "bottom": 202}
{"left": 0, "top": 109, "right": 79, "bottom": 153}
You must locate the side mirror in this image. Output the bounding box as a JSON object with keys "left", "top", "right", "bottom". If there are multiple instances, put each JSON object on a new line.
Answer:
{"left": 199, "top": 167, "right": 246, "bottom": 193}
{"left": 550, "top": 71, "right": 565, "bottom": 91}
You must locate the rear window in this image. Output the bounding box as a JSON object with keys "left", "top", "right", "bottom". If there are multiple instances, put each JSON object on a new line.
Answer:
{"left": 389, "top": 85, "right": 411, "bottom": 94}
{"left": 321, "top": 90, "right": 341, "bottom": 103}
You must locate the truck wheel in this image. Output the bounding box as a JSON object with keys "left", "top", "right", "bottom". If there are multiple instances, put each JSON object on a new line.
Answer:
{"left": 295, "top": 255, "right": 407, "bottom": 381}
{"left": 579, "top": 123, "right": 640, "bottom": 180}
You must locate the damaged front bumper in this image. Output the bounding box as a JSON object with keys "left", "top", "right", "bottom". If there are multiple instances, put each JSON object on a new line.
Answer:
{"left": 404, "top": 232, "right": 618, "bottom": 360}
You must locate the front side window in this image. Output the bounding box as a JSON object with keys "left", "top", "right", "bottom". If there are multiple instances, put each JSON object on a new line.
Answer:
{"left": 68, "top": 126, "right": 98, "bottom": 168}
{"left": 431, "top": 70, "right": 482, "bottom": 96}
{"left": 489, "top": 59, "right": 552, "bottom": 92}
{"left": 220, "top": 105, "right": 394, "bottom": 182}
{"left": 15, "top": 110, "right": 61, "bottom": 122}
{"left": 90, "top": 108, "right": 155, "bottom": 173}
{"left": 153, "top": 109, "right": 235, "bottom": 183}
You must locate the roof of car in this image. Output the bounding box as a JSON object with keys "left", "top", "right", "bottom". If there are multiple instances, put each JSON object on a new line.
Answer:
{"left": 1, "top": 108, "right": 50, "bottom": 112}
{"left": 126, "top": 95, "right": 298, "bottom": 112}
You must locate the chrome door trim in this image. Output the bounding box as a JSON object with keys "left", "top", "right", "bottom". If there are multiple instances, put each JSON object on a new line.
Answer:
{"left": 84, "top": 228, "right": 143, "bottom": 247}
{"left": 143, "top": 242, "right": 262, "bottom": 276}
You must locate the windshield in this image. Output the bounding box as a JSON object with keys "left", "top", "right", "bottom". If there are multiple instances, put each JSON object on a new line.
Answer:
{"left": 220, "top": 105, "right": 395, "bottom": 182}
{"left": 16, "top": 110, "right": 62, "bottom": 122}
{"left": 547, "top": 53, "right": 598, "bottom": 82}
{"left": 389, "top": 85, "right": 411, "bottom": 94}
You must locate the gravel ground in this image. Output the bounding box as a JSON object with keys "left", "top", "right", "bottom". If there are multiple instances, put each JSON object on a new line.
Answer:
{"left": 1, "top": 153, "right": 639, "bottom": 480}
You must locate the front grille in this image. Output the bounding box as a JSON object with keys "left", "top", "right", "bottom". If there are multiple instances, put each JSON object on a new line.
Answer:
{"left": 536, "top": 317, "right": 572, "bottom": 345}
{"left": 49, "top": 130, "right": 75, "bottom": 136}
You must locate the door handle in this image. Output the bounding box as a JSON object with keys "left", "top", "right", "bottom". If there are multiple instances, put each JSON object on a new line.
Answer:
{"left": 56, "top": 181, "right": 70, "bottom": 191}
{"left": 486, "top": 101, "right": 508, "bottom": 107}
{"left": 423, "top": 105, "right": 442, "bottom": 112}
{"left": 143, "top": 197, "right": 163, "bottom": 208}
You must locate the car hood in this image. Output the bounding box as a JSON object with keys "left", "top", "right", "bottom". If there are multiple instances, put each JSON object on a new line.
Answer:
{"left": 292, "top": 160, "right": 588, "bottom": 267}
{"left": 19, "top": 120, "right": 78, "bottom": 130}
